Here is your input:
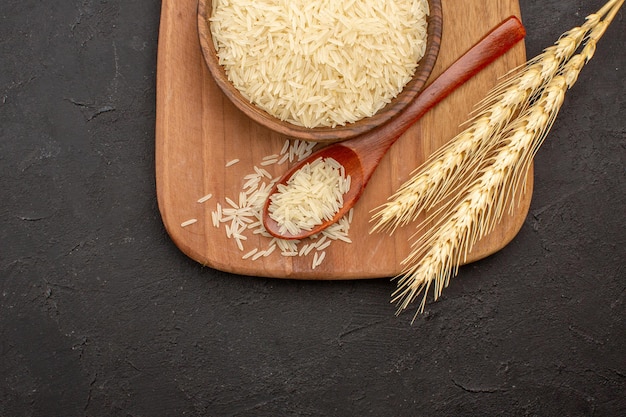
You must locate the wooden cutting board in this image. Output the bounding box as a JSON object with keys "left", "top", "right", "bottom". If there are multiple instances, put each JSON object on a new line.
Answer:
{"left": 155, "top": 0, "right": 531, "bottom": 279}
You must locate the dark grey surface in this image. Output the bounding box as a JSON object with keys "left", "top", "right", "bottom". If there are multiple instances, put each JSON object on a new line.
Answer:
{"left": 1, "top": 1, "right": 625, "bottom": 416}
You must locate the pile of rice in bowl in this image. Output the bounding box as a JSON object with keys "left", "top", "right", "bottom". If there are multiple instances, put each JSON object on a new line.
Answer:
{"left": 210, "top": 0, "right": 430, "bottom": 128}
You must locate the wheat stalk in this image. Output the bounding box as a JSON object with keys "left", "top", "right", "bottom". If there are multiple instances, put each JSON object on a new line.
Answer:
{"left": 370, "top": 0, "right": 621, "bottom": 235}
{"left": 378, "top": 0, "right": 624, "bottom": 321}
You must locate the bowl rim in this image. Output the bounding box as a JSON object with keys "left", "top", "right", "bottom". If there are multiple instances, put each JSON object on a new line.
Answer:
{"left": 197, "top": 0, "right": 443, "bottom": 143}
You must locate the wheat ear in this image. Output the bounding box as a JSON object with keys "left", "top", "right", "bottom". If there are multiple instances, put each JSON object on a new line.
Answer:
{"left": 370, "top": 0, "right": 621, "bottom": 234}
{"left": 390, "top": 0, "right": 624, "bottom": 320}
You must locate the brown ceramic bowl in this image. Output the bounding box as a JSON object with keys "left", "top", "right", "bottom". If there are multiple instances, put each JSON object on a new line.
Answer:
{"left": 197, "top": 0, "right": 442, "bottom": 143}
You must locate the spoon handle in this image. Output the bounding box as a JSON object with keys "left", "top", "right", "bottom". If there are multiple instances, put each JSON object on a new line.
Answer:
{"left": 263, "top": 16, "right": 526, "bottom": 240}
{"left": 351, "top": 16, "right": 527, "bottom": 172}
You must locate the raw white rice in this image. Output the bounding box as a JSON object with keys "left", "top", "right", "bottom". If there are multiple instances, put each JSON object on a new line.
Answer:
{"left": 181, "top": 218, "right": 198, "bottom": 227}
{"left": 210, "top": 0, "right": 429, "bottom": 128}
{"left": 197, "top": 193, "right": 213, "bottom": 203}
{"left": 264, "top": 244, "right": 277, "bottom": 257}
{"left": 251, "top": 250, "right": 266, "bottom": 261}
{"left": 267, "top": 157, "right": 351, "bottom": 236}
{"left": 242, "top": 248, "right": 258, "bottom": 259}
{"left": 316, "top": 240, "right": 332, "bottom": 251}
{"left": 312, "top": 251, "right": 326, "bottom": 269}
{"left": 225, "top": 158, "right": 240, "bottom": 167}
{"left": 260, "top": 158, "right": 279, "bottom": 166}
{"left": 188, "top": 139, "right": 355, "bottom": 269}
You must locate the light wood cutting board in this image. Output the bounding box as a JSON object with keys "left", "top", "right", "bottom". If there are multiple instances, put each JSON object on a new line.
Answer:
{"left": 155, "top": 0, "right": 531, "bottom": 279}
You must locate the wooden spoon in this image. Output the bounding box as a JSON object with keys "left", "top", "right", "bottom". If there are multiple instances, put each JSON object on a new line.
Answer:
{"left": 263, "top": 16, "right": 526, "bottom": 240}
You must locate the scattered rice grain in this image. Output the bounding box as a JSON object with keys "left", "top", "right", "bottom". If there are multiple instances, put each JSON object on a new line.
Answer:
{"left": 225, "top": 158, "right": 240, "bottom": 167}
{"left": 189, "top": 140, "right": 355, "bottom": 269}
{"left": 242, "top": 248, "right": 258, "bottom": 259}
{"left": 197, "top": 193, "right": 213, "bottom": 203}
{"left": 181, "top": 218, "right": 198, "bottom": 227}
{"left": 252, "top": 250, "right": 266, "bottom": 260}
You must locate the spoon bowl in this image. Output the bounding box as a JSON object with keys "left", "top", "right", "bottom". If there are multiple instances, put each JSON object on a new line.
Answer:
{"left": 263, "top": 146, "right": 365, "bottom": 240}
{"left": 262, "top": 16, "right": 527, "bottom": 240}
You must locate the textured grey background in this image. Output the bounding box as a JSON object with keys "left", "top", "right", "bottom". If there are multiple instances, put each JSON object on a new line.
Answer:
{"left": 1, "top": 1, "right": 625, "bottom": 416}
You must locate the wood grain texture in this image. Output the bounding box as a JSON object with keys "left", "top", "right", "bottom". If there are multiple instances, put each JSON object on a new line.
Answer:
{"left": 156, "top": 0, "right": 531, "bottom": 279}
